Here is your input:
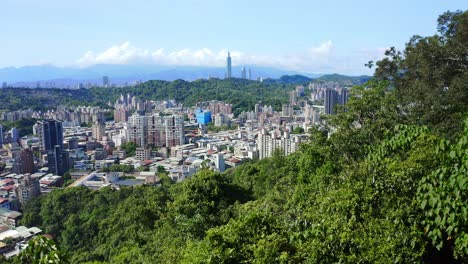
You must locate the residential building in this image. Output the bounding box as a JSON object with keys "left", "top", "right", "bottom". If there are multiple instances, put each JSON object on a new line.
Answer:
{"left": 127, "top": 113, "right": 147, "bottom": 147}
{"left": 164, "top": 115, "right": 184, "bottom": 147}
{"left": 135, "top": 147, "right": 151, "bottom": 161}
{"left": 15, "top": 174, "right": 40, "bottom": 207}
{"left": 147, "top": 114, "right": 166, "bottom": 147}
{"left": 114, "top": 107, "right": 129, "bottom": 123}
{"left": 92, "top": 122, "right": 105, "bottom": 141}
{"left": 325, "top": 89, "right": 339, "bottom": 115}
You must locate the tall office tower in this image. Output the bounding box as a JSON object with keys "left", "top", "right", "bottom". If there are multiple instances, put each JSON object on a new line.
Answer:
{"left": 16, "top": 174, "right": 40, "bottom": 207}
{"left": 42, "top": 120, "right": 64, "bottom": 151}
{"left": 42, "top": 120, "right": 65, "bottom": 175}
{"left": 127, "top": 113, "right": 147, "bottom": 147}
{"left": 92, "top": 122, "right": 106, "bottom": 141}
{"left": 226, "top": 52, "right": 232, "bottom": 78}
{"left": 241, "top": 67, "right": 246, "bottom": 79}
{"left": 248, "top": 68, "right": 252, "bottom": 80}
{"left": 147, "top": 114, "right": 166, "bottom": 147}
{"left": 0, "top": 124, "right": 3, "bottom": 147}
{"left": 102, "top": 76, "right": 110, "bottom": 87}
{"left": 325, "top": 89, "right": 339, "bottom": 115}
{"left": 164, "top": 115, "right": 184, "bottom": 147}
{"left": 1, "top": 82, "right": 6, "bottom": 88}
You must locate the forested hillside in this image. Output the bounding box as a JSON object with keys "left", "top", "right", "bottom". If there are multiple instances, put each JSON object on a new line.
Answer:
{"left": 9, "top": 10, "right": 468, "bottom": 263}
{"left": 0, "top": 78, "right": 295, "bottom": 114}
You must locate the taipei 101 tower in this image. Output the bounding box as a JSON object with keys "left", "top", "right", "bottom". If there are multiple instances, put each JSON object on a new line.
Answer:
{"left": 226, "top": 52, "right": 232, "bottom": 78}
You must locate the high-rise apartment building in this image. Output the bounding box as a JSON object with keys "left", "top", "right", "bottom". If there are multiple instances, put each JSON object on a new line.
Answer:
{"left": 257, "top": 129, "right": 300, "bottom": 159}
{"left": 325, "top": 89, "right": 339, "bottom": 115}
{"left": 282, "top": 104, "right": 293, "bottom": 117}
{"left": 114, "top": 107, "right": 130, "bottom": 123}
{"left": 92, "top": 122, "right": 106, "bottom": 141}
{"left": 127, "top": 113, "right": 147, "bottom": 147}
{"left": 147, "top": 114, "right": 166, "bottom": 147}
{"left": 241, "top": 67, "right": 246, "bottom": 79}
{"left": 325, "top": 88, "right": 349, "bottom": 115}
{"left": 164, "top": 115, "right": 184, "bottom": 147}
{"left": 12, "top": 148, "right": 35, "bottom": 174}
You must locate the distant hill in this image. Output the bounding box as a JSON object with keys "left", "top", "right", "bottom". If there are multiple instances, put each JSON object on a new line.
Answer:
{"left": 0, "top": 64, "right": 322, "bottom": 88}
{"left": 316, "top": 73, "right": 371, "bottom": 84}
{"left": 0, "top": 78, "right": 296, "bottom": 114}
{"left": 263, "top": 75, "right": 313, "bottom": 85}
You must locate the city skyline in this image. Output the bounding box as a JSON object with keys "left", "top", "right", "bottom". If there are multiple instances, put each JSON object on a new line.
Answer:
{"left": 1, "top": 0, "right": 466, "bottom": 75}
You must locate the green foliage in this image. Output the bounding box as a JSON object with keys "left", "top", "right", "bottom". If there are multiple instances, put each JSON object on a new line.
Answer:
{"left": 120, "top": 142, "right": 137, "bottom": 157}
{"left": 108, "top": 164, "right": 134, "bottom": 173}
{"left": 0, "top": 118, "right": 37, "bottom": 137}
{"left": 418, "top": 119, "right": 468, "bottom": 259}
{"left": 375, "top": 10, "right": 468, "bottom": 138}
{"left": 137, "top": 166, "right": 149, "bottom": 172}
{"left": 291, "top": 126, "right": 304, "bottom": 134}
{"left": 13, "top": 236, "right": 67, "bottom": 264}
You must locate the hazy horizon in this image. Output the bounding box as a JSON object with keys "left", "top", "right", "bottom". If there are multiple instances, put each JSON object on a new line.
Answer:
{"left": 2, "top": 0, "right": 467, "bottom": 75}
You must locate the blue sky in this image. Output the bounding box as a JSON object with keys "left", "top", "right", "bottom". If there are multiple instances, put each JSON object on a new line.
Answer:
{"left": 1, "top": 0, "right": 466, "bottom": 74}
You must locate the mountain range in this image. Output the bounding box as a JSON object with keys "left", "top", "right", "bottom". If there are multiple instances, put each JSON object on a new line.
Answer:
{"left": 0, "top": 64, "right": 372, "bottom": 88}
{"left": 0, "top": 64, "right": 330, "bottom": 88}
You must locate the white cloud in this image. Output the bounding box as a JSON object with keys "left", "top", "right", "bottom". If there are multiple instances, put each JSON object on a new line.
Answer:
{"left": 75, "top": 41, "right": 384, "bottom": 74}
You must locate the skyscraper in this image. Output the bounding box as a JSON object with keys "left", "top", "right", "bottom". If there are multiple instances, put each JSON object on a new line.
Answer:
{"left": 42, "top": 120, "right": 64, "bottom": 151}
{"left": 248, "top": 68, "right": 252, "bottom": 80}
{"left": 102, "top": 76, "right": 110, "bottom": 87}
{"left": 226, "top": 52, "right": 232, "bottom": 78}
{"left": 42, "top": 120, "right": 65, "bottom": 175}
{"left": 0, "top": 124, "right": 3, "bottom": 147}
{"left": 241, "top": 67, "right": 246, "bottom": 79}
